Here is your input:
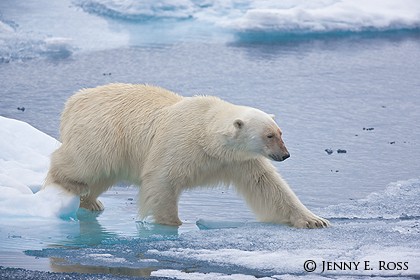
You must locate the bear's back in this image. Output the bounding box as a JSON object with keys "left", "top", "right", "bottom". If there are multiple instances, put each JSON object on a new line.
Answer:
{"left": 60, "top": 83, "right": 183, "bottom": 137}
{"left": 63, "top": 83, "right": 182, "bottom": 115}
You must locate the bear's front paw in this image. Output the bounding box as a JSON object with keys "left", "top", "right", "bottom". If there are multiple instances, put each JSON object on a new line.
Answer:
{"left": 291, "top": 213, "right": 330, "bottom": 229}
{"left": 154, "top": 215, "right": 182, "bottom": 227}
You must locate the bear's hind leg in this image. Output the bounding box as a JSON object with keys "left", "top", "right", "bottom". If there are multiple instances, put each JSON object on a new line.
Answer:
{"left": 44, "top": 148, "right": 90, "bottom": 196}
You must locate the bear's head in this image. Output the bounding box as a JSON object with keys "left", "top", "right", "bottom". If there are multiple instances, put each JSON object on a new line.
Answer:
{"left": 226, "top": 107, "right": 290, "bottom": 162}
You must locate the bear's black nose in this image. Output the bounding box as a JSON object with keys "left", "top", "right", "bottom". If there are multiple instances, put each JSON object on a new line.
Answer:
{"left": 269, "top": 153, "right": 290, "bottom": 161}
{"left": 282, "top": 153, "right": 290, "bottom": 161}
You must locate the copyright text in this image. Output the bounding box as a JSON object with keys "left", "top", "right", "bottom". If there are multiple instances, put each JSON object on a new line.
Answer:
{"left": 303, "top": 260, "right": 409, "bottom": 273}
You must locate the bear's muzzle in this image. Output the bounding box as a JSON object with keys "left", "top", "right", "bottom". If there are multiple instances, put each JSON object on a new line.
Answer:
{"left": 269, "top": 152, "right": 290, "bottom": 162}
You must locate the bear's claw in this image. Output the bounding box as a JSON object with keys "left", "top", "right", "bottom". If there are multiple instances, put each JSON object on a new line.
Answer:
{"left": 292, "top": 214, "right": 330, "bottom": 229}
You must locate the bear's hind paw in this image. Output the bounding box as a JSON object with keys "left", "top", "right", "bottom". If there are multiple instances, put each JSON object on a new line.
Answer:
{"left": 80, "top": 198, "right": 104, "bottom": 211}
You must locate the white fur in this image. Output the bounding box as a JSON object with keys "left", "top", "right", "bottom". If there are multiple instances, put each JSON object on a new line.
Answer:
{"left": 44, "top": 83, "right": 329, "bottom": 228}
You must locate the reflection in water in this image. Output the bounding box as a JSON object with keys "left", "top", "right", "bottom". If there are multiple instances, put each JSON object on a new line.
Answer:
{"left": 50, "top": 257, "right": 155, "bottom": 277}
{"left": 66, "top": 209, "right": 179, "bottom": 246}
{"left": 70, "top": 209, "right": 118, "bottom": 246}
{"left": 44, "top": 210, "right": 180, "bottom": 276}
{"left": 136, "top": 221, "right": 179, "bottom": 238}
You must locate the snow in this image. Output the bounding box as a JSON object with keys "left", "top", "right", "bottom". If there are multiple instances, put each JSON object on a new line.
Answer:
{"left": 224, "top": 0, "right": 420, "bottom": 33}
{"left": 0, "top": 116, "right": 79, "bottom": 219}
{"left": 74, "top": 0, "right": 420, "bottom": 35}
{"left": 318, "top": 179, "right": 420, "bottom": 220}
{"left": 0, "top": 116, "right": 57, "bottom": 190}
{"left": 88, "top": 254, "right": 128, "bottom": 263}
{"left": 152, "top": 270, "right": 272, "bottom": 280}
{"left": 74, "top": 0, "right": 196, "bottom": 20}
{"left": 0, "top": 0, "right": 128, "bottom": 62}
{"left": 1, "top": 0, "right": 420, "bottom": 61}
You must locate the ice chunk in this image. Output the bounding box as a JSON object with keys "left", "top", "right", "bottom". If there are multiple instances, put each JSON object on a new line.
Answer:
{"left": 0, "top": 184, "right": 79, "bottom": 219}
{"left": 318, "top": 178, "right": 420, "bottom": 220}
{"left": 74, "top": 0, "right": 195, "bottom": 20}
{"left": 42, "top": 37, "right": 74, "bottom": 59}
{"left": 0, "top": 117, "right": 79, "bottom": 219}
{"left": 223, "top": 0, "right": 420, "bottom": 34}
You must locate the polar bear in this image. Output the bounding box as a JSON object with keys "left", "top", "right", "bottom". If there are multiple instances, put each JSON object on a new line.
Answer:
{"left": 44, "top": 83, "right": 329, "bottom": 228}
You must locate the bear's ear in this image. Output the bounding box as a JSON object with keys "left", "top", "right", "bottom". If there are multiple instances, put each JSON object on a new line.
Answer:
{"left": 269, "top": 114, "right": 275, "bottom": 120}
{"left": 233, "top": 119, "right": 244, "bottom": 129}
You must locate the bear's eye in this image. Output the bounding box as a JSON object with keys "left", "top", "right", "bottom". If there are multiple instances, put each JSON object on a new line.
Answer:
{"left": 267, "top": 133, "right": 274, "bottom": 139}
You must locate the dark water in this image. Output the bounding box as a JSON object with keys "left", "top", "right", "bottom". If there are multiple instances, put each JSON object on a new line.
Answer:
{"left": 1, "top": 32, "right": 420, "bottom": 205}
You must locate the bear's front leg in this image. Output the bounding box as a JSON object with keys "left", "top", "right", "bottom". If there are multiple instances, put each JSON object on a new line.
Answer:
{"left": 139, "top": 178, "right": 182, "bottom": 226}
{"left": 154, "top": 210, "right": 182, "bottom": 226}
{"left": 233, "top": 159, "right": 330, "bottom": 229}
